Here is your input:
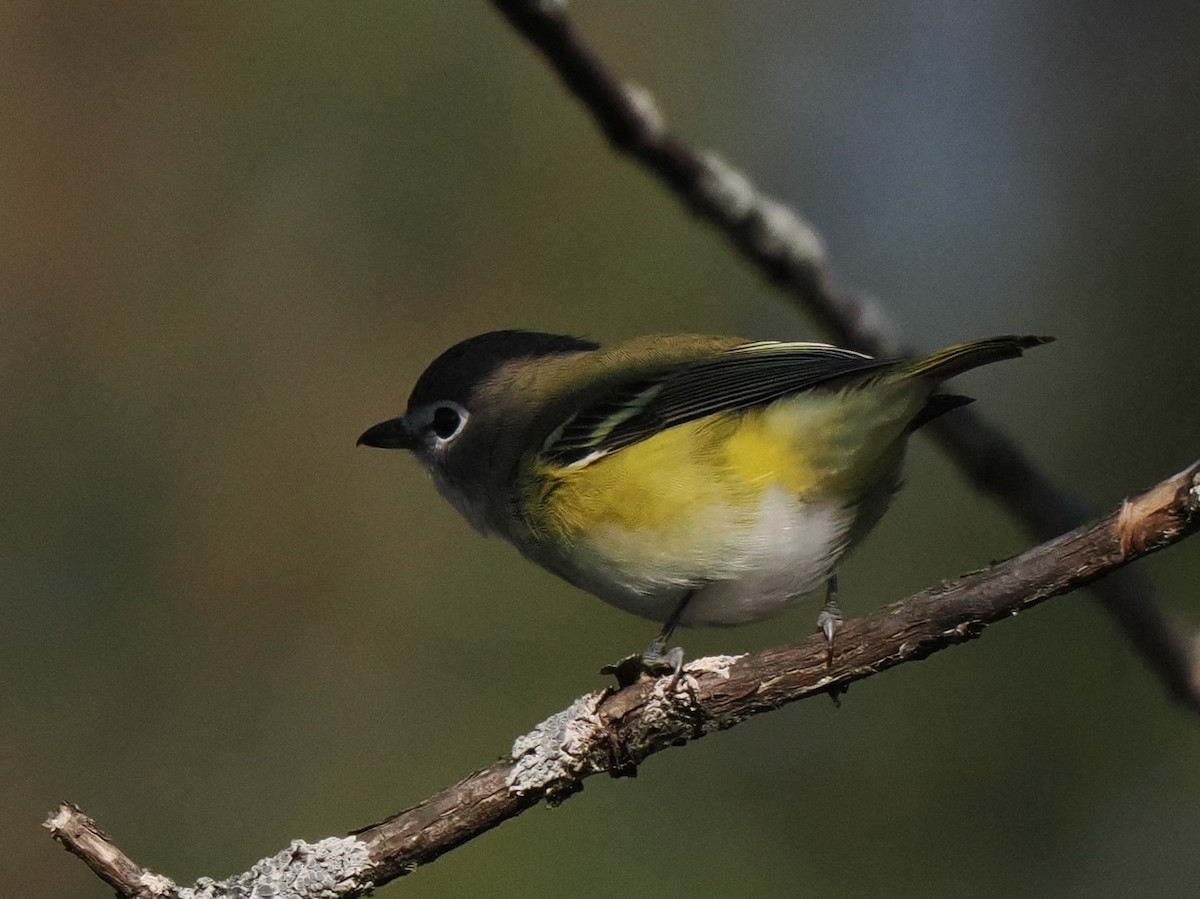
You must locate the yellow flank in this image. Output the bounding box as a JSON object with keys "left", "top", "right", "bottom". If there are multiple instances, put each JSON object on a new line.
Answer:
{"left": 526, "top": 417, "right": 748, "bottom": 540}
{"left": 723, "top": 399, "right": 830, "bottom": 497}
{"left": 521, "top": 383, "right": 927, "bottom": 548}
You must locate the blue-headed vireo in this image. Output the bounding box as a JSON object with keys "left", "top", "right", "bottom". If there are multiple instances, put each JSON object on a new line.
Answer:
{"left": 358, "top": 331, "right": 1050, "bottom": 677}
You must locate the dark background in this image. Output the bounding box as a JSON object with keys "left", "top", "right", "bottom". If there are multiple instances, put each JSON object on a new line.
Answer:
{"left": 5, "top": 2, "right": 1199, "bottom": 896}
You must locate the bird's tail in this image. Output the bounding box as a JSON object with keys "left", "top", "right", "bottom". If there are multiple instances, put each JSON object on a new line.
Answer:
{"left": 901, "top": 334, "right": 1054, "bottom": 382}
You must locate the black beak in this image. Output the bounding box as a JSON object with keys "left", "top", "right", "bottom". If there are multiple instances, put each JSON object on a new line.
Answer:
{"left": 356, "top": 416, "right": 416, "bottom": 450}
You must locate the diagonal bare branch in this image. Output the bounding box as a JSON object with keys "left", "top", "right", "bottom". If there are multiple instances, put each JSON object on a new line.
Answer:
{"left": 489, "top": 0, "right": 1200, "bottom": 709}
{"left": 47, "top": 461, "right": 1200, "bottom": 897}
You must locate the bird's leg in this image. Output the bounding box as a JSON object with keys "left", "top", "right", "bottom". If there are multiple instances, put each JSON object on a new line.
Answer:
{"left": 601, "top": 591, "right": 692, "bottom": 689}
{"left": 640, "top": 591, "right": 691, "bottom": 673}
{"left": 816, "top": 573, "right": 842, "bottom": 668}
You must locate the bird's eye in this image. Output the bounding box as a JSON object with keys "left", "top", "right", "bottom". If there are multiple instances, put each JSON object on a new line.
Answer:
{"left": 431, "top": 404, "right": 464, "bottom": 440}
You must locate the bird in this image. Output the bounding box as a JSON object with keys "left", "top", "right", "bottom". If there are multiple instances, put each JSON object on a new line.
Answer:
{"left": 358, "top": 330, "right": 1050, "bottom": 679}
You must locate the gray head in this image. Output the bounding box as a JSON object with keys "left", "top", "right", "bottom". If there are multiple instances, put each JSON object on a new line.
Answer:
{"left": 357, "top": 330, "right": 598, "bottom": 529}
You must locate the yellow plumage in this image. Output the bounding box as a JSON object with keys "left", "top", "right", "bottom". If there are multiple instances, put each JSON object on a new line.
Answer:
{"left": 528, "top": 376, "right": 927, "bottom": 541}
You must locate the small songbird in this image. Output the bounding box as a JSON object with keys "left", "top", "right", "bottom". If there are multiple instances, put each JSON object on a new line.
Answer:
{"left": 359, "top": 330, "right": 1050, "bottom": 676}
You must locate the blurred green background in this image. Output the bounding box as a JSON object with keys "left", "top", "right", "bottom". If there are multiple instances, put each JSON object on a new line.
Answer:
{"left": 5, "top": 2, "right": 1199, "bottom": 896}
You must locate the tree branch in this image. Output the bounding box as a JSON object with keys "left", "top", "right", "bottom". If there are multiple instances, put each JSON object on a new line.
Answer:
{"left": 47, "top": 461, "right": 1200, "bottom": 896}
{"left": 490, "top": 0, "right": 1200, "bottom": 710}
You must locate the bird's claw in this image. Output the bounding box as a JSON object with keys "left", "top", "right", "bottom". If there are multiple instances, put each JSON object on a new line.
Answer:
{"left": 601, "top": 643, "right": 685, "bottom": 690}
{"left": 817, "top": 602, "right": 842, "bottom": 668}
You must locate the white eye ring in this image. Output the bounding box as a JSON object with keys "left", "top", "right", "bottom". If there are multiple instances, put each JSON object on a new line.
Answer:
{"left": 429, "top": 402, "right": 468, "bottom": 443}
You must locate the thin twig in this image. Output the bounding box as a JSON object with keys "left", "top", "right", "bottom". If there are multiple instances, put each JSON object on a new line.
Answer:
{"left": 43, "top": 805, "right": 173, "bottom": 899}
{"left": 489, "top": 0, "right": 1200, "bottom": 709}
{"left": 47, "top": 461, "right": 1200, "bottom": 897}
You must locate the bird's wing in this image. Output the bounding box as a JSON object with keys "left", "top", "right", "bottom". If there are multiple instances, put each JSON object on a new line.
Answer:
{"left": 541, "top": 341, "right": 889, "bottom": 468}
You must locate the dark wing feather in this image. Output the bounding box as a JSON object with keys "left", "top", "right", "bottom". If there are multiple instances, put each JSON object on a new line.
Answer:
{"left": 543, "top": 342, "right": 889, "bottom": 466}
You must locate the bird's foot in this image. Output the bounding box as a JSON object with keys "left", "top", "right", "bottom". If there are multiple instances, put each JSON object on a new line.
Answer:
{"left": 601, "top": 642, "right": 685, "bottom": 690}
{"left": 816, "top": 601, "right": 843, "bottom": 668}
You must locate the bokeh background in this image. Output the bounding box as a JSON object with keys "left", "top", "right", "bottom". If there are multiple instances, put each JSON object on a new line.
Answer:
{"left": 5, "top": 2, "right": 1199, "bottom": 896}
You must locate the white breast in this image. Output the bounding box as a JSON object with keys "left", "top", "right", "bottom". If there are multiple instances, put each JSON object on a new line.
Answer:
{"left": 681, "top": 488, "right": 853, "bottom": 625}
{"left": 564, "top": 487, "right": 855, "bottom": 627}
